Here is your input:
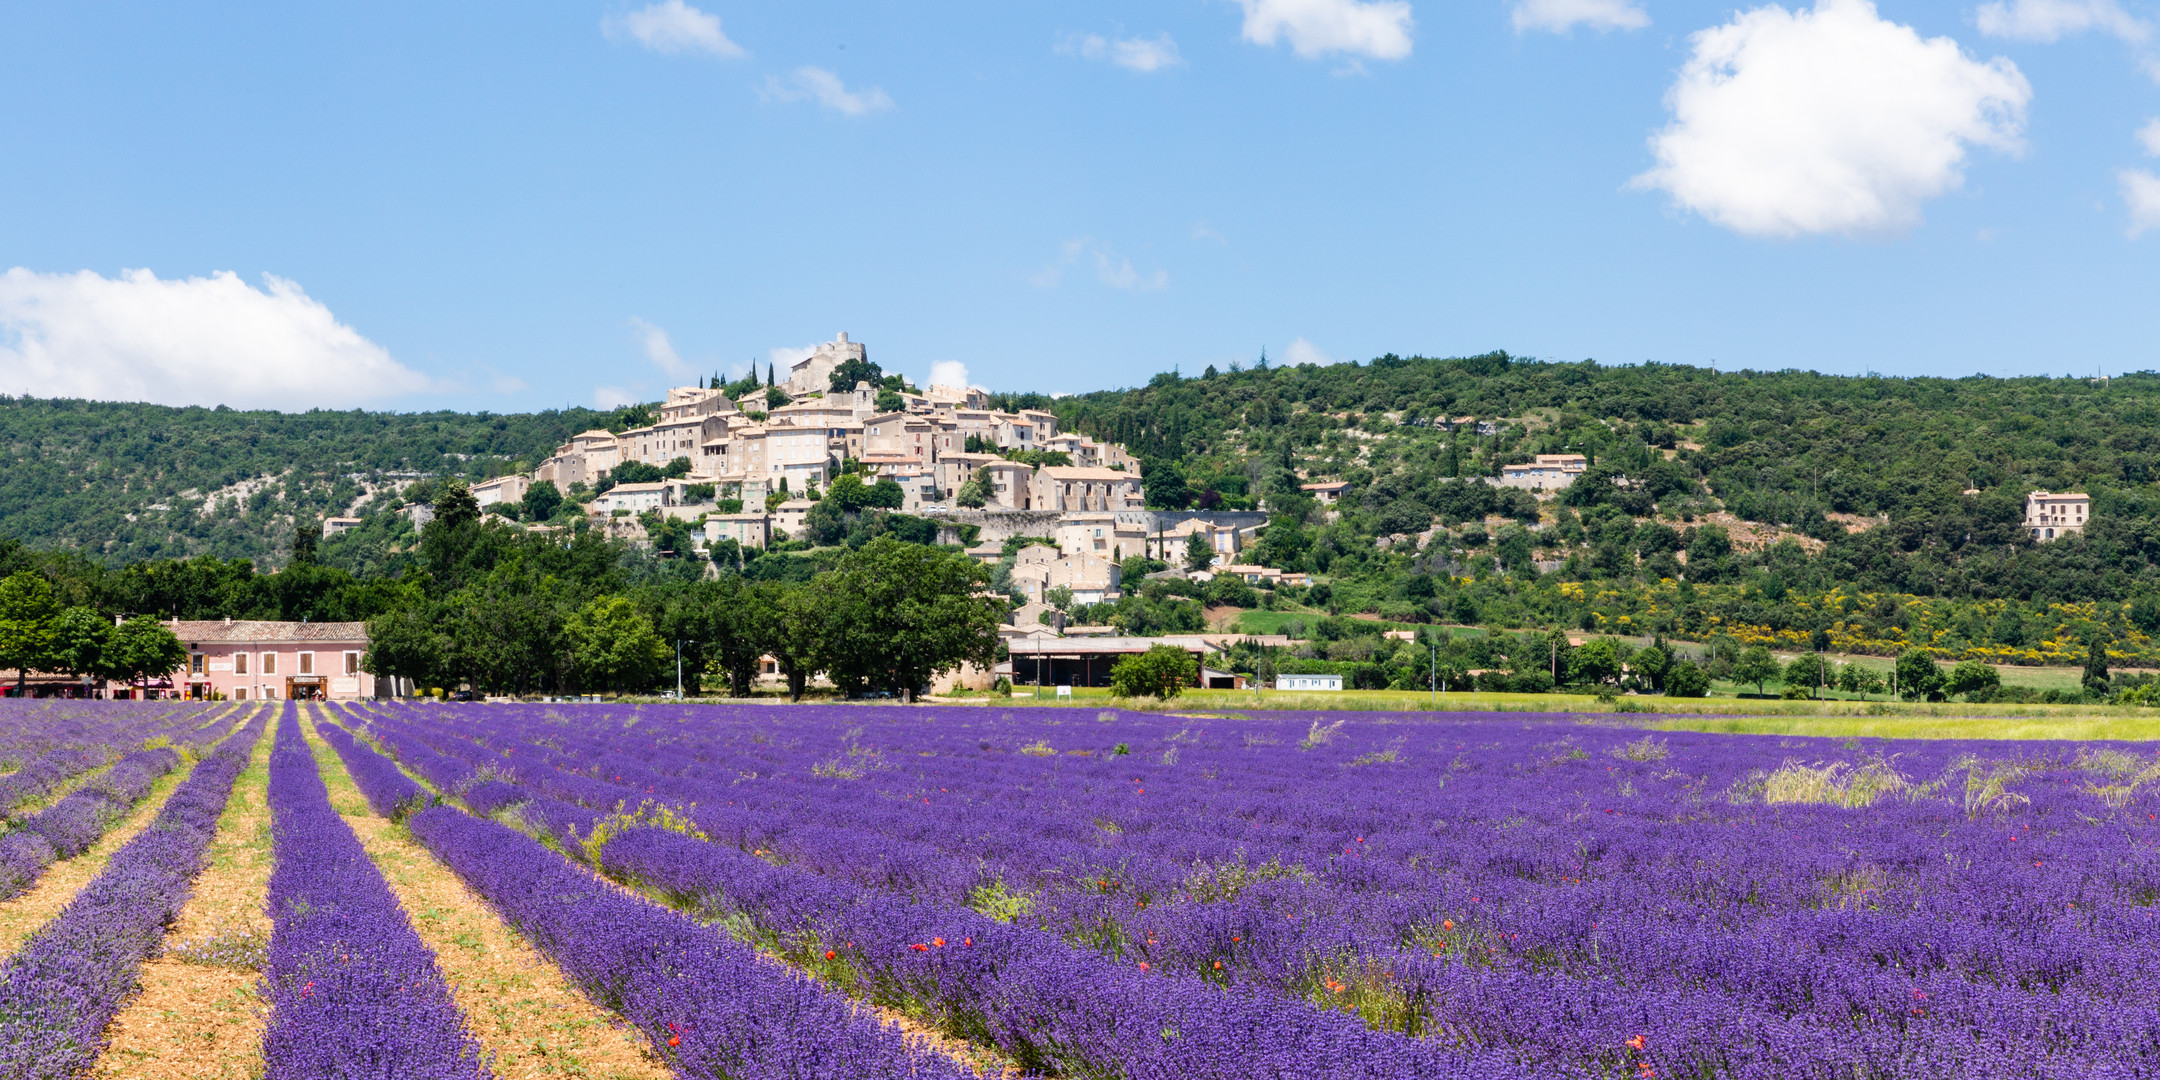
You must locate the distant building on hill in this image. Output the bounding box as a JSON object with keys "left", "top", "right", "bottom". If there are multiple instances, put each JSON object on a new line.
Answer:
{"left": 2026, "top": 491, "right": 2090, "bottom": 541}
{"left": 1498, "top": 454, "right": 1588, "bottom": 492}
{"left": 783, "top": 332, "right": 868, "bottom": 396}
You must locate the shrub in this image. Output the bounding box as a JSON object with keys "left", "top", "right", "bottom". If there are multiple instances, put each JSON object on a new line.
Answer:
{"left": 1664, "top": 661, "right": 1711, "bottom": 697}
{"left": 1111, "top": 645, "right": 1197, "bottom": 699}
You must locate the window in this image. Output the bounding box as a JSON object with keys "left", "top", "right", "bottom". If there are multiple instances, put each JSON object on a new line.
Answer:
{"left": 266, "top": 685, "right": 279, "bottom": 699}
{"left": 235, "top": 653, "right": 248, "bottom": 676}
{"left": 346, "top": 652, "right": 360, "bottom": 675}
{"left": 299, "top": 652, "right": 314, "bottom": 675}
{"left": 262, "top": 652, "right": 277, "bottom": 676}
{"left": 234, "top": 688, "right": 248, "bottom": 701}
{"left": 190, "top": 654, "right": 205, "bottom": 676}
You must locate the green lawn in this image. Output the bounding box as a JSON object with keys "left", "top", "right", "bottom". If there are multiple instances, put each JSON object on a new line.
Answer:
{"left": 974, "top": 684, "right": 2160, "bottom": 741}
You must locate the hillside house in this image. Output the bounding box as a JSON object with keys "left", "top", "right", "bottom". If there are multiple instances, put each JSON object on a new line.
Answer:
{"left": 1055, "top": 513, "right": 1146, "bottom": 562}
{"left": 1031, "top": 466, "right": 1145, "bottom": 513}
{"left": 590, "top": 481, "right": 671, "bottom": 515}
{"left": 1499, "top": 455, "right": 1589, "bottom": 492}
{"left": 472, "top": 475, "right": 529, "bottom": 507}
{"left": 1301, "top": 480, "right": 1350, "bottom": 504}
{"left": 703, "top": 513, "right": 770, "bottom": 550}
{"left": 2027, "top": 491, "right": 2090, "bottom": 540}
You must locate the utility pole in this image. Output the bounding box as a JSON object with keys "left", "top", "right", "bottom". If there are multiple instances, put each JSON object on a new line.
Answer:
{"left": 675, "top": 639, "right": 697, "bottom": 699}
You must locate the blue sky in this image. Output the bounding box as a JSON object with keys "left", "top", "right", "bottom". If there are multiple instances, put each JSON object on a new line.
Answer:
{"left": 0, "top": 0, "right": 2155, "bottom": 412}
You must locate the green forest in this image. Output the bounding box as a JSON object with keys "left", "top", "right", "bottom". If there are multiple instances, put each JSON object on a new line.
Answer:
{"left": 1049, "top": 353, "right": 2160, "bottom": 607}
{"left": 0, "top": 395, "right": 618, "bottom": 563}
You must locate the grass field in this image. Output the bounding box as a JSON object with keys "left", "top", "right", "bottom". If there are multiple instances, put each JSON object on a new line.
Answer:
{"left": 960, "top": 684, "right": 2160, "bottom": 742}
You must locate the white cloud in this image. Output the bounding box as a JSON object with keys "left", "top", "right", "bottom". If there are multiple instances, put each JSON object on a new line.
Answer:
{"left": 1190, "top": 222, "right": 1227, "bottom": 244}
{"left": 1033, "top": 238, "right": 1168, "bottom": 291}
{"left": 1281, "top": 337, "right": 1340, "bottom": 366}
{"left": 0, "top": 268, "right": 434, "bottom": 410}
{"left": 927, "top": 360, "right": 972, "bottom": 389}
{"left": 2124, "top": 169, "right": 2160, "bottom": 235}
{"left": 628, "top": 317, "right": 693, "bottom": 379}
{"left": 1513, "top": 0, "right": 1650, "bottom": 33}
{"left": 760, "top": 67, "right": 893, "bottom": 116}
{"left": 2139, "top": 117, "right": 2160, "bottom": 155}
{"left": 604, "top": 1, "right": 745, "bottom": 58}
{"left": 1237, "top": 0, "right": 1414, "bottom": 60}
{"left": 1976, "top": 0, "right": 2148, "bottom": 42}
{"left": 1631, "top": 0, "right": 2031, "bottom": 238}
{"left": 1058, "top": 32, "right": 1185, "bottom": 71}
{"left": 592, "top": 385, "right": 641, "bottom": 409}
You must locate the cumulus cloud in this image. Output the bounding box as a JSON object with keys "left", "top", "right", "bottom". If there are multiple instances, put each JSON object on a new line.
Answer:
{"left": 604, "top": 0, "right": 745, "bottom": 58}
{"left": 761, "top": 67, "right": 893, "bottom": 116}
{"left": 2139, "top": 117, "right": 2160, "bottom": 155}
{"left": 1513, "top": 0, "right": 1650, "bottom": 33}
{"left": 1976, "top": 0, "right": 2148, "bottom": 42}
{"left": 1237, "top": 0, "right": 1414, "bottom": 60}
{"left": 1059, "top": 32, "right": 1185, "bottom": 71}
{"left": 927, "top": 360, "right": 973, "bottom": 389}
{"left": 1631, "top": 0, "right": 2031, "bottom": 238}
{"left": 2124, "top": 169, "right": 2160, "bottom": 236}
{"left": 629, "top": 317, "right": 693, "bottom": 379}
{"left": 1281, "top": 338, "right": 1340, "bottom": 366}
{"left": 1032, "top": 239, "right": 1168, "bottom": 291}
{"left": 0, "top": 268, "right": 434, "bottom": 410}
{"left": 592, "top": 385, "right": 641, "bottom": 409}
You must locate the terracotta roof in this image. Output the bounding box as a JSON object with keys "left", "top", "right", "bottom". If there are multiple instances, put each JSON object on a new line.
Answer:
{"left": 169, "top": 620, "right": 369, "bottom": 644}
{"left": 1036, "top": 466, "right": 1138, "bottom": 481}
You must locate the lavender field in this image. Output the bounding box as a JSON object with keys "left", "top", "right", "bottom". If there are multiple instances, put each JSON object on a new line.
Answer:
{"left": 1, "top": 698, "right": 2156, "bottom": 1079}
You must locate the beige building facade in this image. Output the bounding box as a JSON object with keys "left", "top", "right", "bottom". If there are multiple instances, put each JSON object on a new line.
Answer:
{"left": 2026, "top": 491, "right": 2090, "bottom": 541}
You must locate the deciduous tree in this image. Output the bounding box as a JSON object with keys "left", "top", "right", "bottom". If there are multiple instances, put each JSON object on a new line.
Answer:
{"left": 816, "top": 538, "right": 1001, "bottom": 700}
{"left": 1732, "top": 645, "right": 1780, "bottom": 696}
{"left": 0, "top": 571, "right": 59, "bottom": 694}
{"left": 1111, "top": 644, "right": 1197, "bottom": 699}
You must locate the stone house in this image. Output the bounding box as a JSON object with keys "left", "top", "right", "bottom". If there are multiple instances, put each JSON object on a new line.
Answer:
{"left": 703, "top": 513, "right": 771, "bottom": 550}
{"left": 1031, "top": 466, "right": 1145, "bottom": 513}
{"left": 472, "top": 475, "right": 530, "bottom": 507}
{"left": 591, "top": 481, "right": 672, "bottom": 514}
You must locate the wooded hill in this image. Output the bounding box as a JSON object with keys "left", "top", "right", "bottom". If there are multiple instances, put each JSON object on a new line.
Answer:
{"left": 1049, "top": 354, "right": 2160, "bottom": 605}
{"left": 0, "top": 397, "right": 613, "bottom": 564}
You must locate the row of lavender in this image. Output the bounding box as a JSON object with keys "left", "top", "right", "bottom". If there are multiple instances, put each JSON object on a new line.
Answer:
{"left": 351, "top": 701, "right": 2160, "bottom": 1080}
{"left": 317, "top": 712, "right": 978, "bottom": 1079}
{"left": 0, "top": 708, "right": 263, "bottom": 1078}
{"left": 263, "top": 708, "right": 490, "bottom": 1080}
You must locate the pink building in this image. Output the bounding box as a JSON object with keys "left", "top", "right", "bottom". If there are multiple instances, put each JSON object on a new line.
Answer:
{"left": 169, "top": 620, "right": 379, "bottom": 701}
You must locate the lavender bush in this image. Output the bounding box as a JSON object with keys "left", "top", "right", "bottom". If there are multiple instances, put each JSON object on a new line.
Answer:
{"left": 0, "top": 708, "right": 262, "bottom": 1078}
{"left": 261, "top": 707, "right": 490, "bottom": 1080}
{"left": 314, "top": 718, "right": 431, "bottom": 821}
